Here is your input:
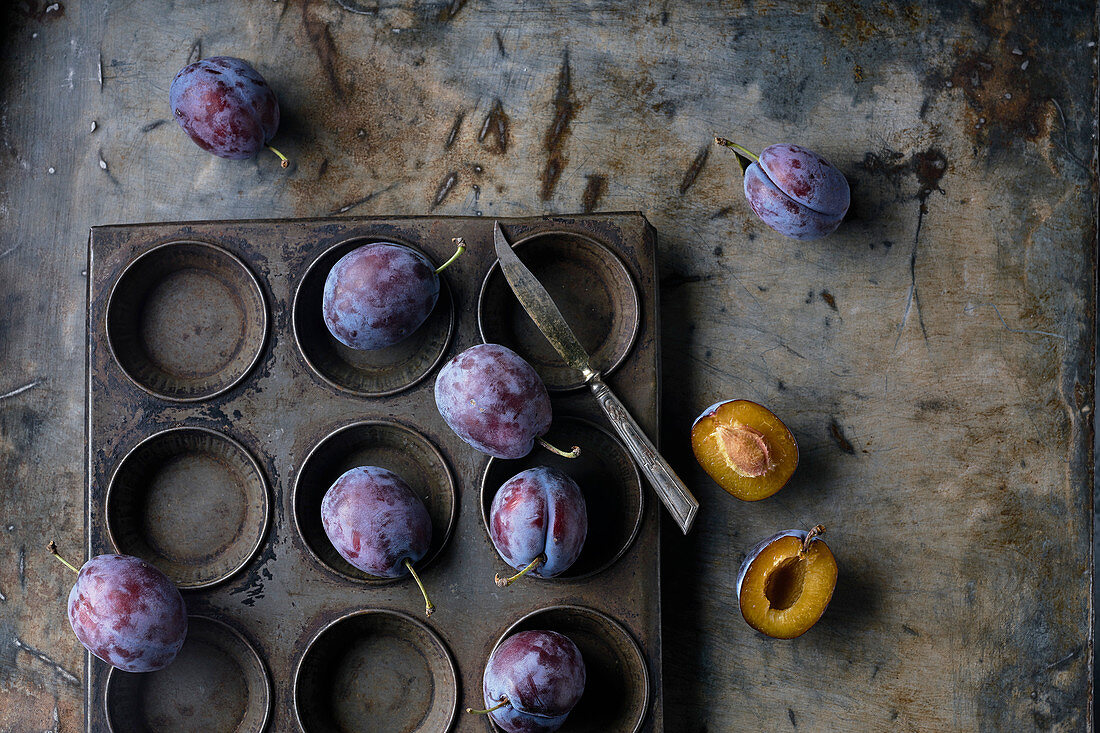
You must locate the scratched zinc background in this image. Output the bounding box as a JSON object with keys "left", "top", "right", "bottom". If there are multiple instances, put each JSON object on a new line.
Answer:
{"left": 0, "top": 0, "right": 1095, "bottom": 731}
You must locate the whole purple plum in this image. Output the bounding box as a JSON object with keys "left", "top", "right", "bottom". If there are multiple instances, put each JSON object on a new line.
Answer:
{"left": 434, "top": 344, "right": 554, "bottom": 460}
{"left": 472, "top": 629, "right": 586, "bottom": 733}
{"left": 62, "top": 552, "right": 187, "bottom": 672}
{"left": 716, "top": 138, "right": 849, "bottom": 240}
{"left": 320, "top": 465, "right": 435, "bottom": 615}
{"left": 491, "top": 467, "right": 587, "bottom": 586}
{"left": 170, "top": 56, "right": 288, "bottom": 166}
{"left": 322, "top": 241, "right": 457, "bottom": 351}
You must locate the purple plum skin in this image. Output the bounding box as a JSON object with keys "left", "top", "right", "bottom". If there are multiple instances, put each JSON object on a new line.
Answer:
{"left": 322, "top": 243, "right": 440, "bottom": 351}
{"left": 490, "top": 467, "right": 587, "bottom": 578}
{"left": 321, "top": 466, "right": 432, "bottom": 578}
{"left": 743, "top": 143, "right": 850, "bottom": 240}
{"left": 483, "top": 630, "right": 586, "bottom": 733}
{"left": 66, "top": 555, "right": 187, "bottom": 673}
{"left": 434, "top": 344, "right": 552, "bottom": 459}
{"left": 169, "top": 56, "right": 280, "bottom": 160}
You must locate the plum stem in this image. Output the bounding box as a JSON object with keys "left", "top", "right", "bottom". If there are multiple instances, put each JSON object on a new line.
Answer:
{"left": 495, "top": 554, "right": 545, "bottom": 587}
{"left": 800, "top": 524, "right": 826, "bottom": 556}
{"left": 466, "top": 696, "right": 510, "bottom": 715}
{"left": 47, "top": 541, "right": 80, "bottom": 574}
{"left": 436, "top": 238, "right": 467, "bottom": 274}
{"left": 265, "top": 144, "right": 290, "bottom": 169}
{"left": 536, "top": 437, "right": 581, "bottom": 459}
{"left": 714, "top": 137, "right": 759, "bottom": 163}
{"left": 404, "top": 559, "right": 434, "bottom": 617}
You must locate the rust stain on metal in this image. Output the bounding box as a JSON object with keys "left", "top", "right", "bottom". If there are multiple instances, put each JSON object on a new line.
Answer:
{"left": 432, "top": 171, "right": 459, "bottom": 208}
{"left": 679, "top": 146, "right": 710, "bottom": 195}
{"left": 302, "top": 0, "right": 343, "bottom": 98}
{"left": 445, "top": 112, "right": 464, "bottom": 150}
{"left": 540, "top": 51, "right": 578, "bottom": 201}
{"left": 478, "top": 100, "right": 509, "bottom": 154}
{"left": 581, "top": 174, "right": 607, "bottom": 213}
{"left": 828, "top": 419, "right": 855, "bottom": 455}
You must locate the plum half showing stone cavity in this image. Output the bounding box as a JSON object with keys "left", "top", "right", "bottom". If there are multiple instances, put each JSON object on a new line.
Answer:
{"left": 716, "top": 138, "right": 850, "bottom": 240}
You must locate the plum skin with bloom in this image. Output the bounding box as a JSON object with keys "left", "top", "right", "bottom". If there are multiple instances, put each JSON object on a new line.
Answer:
{"left": 434, "top": 344, "right": 552, "bottom": 459}
{"left": 320, "top": 465, "right": 432, "bottom": 578}
{"left": 490, "top": 466, "right": 587, "bottom": 578}
{"left": 66, "top": 554, "right": 187, "bottom": 672}
{"left": 169, "top": 56, "right": 280, "bottom": 160}
{"left": 482, "top": 630, "right": 586, "bottom": 733}
{"left": 322, "top": 243, "right": 440, "bottom": 350}
{"left": 740, "top": 143, "right": 850, "bottom": 240}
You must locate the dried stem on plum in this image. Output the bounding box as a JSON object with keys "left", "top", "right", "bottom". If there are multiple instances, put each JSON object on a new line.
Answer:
{"left": 436, "top": 238, "right": 467, "bottom": 274}
{"left": 800, "top": 524, "right": 826, "bottom": 556}
{"left": 536, "top": 437, "right": 581, "bottom": 459}
{"left": 466, "top": 696, "right": 510, "bottom": 715}
{"left": 265, "top": 144, "right": 290, "bottom": 169}
{"left": 404, "top": 559, "right": 435, "bottom": 617}
{"left": 495, "top": 554, "right": 545, "bottom": 587}
{"left": 47, "top": 541, "right": 80, "bottom": 574}
{"left": 715, "top": 137, "right": 758, "bottom": 175}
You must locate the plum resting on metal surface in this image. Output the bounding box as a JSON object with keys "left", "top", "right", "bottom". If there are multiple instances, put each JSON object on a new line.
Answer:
{"left": 321, "top": 240, "right": 465, "bottom": 351}
{"left": 169, "top": 56, "right": 287, "bottom": 166}
{"left": 434, "top": 344, "right": 554, "bottom": 460}
{"left": 320, "top": 465, "right": 436, "bottom": 615}
{"left": 716, "top": 138, "right": 850, "bottom": 240}
{"left": 472, "top": 629, "right": 586, "bottom": 733}
{"left": 490, "top": 466, "right": 588, "bottom": 586}
{"left": 61, "top": 551, "right": 187, "bottom": 672}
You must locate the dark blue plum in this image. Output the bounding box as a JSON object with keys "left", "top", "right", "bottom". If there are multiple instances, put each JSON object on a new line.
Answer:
{"left": 322, "top": 243, "right": 440, "bottom": 351}
{"left": 169, "top": 57, "right": 284, "bottom": 164}
{"left": 434, "top": 344, "right": 552, "bottom": 459}
{"left": 479, "top": 630, "right": 586, "bottom": 733}
{"left": 66, "top": 554, "right": 187, "bottom": 672}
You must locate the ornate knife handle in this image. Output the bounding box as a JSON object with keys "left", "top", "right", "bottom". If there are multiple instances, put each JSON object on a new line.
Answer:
{"left": 589, "top": 375, "right": 699, "bottom": 534}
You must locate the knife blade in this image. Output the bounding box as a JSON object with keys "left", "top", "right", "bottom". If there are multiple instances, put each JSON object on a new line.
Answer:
{"left": 492, "top": 222, "right": 700, "bottom": 534}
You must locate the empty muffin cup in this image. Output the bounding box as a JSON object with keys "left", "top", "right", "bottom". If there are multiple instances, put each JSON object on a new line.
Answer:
{"left": 485, "top": 605, "right": 650, "bottom": 733}
{"left": 294, "top": 420, "right": 456, "bottom": 583}
{"left": 293, "top": 236, "right": 456, "bottom": 397}
{"left": 481, "top": 416, "right": 644, "bottom": 580}
{"left": 106, "top": 427, "right": 270, "bottom": 589}
{"left": 106, "top": 240, "right": 268, "bottom": 402}
{"left": 478, "top": 229, "right": 641, "bottom": 391}
{"left": 294, "top": 609, "right": 458, "bottom": 733}
{"left": 105, "top": 616, "right": 272, "bottom": 733}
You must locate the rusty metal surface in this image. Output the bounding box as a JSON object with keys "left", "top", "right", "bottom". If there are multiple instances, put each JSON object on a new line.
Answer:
{"left": 0, "top": 1, "right": 1096, "bottom": 731}
{"left": 85, "top": 214, "right": 662, "bottom": 732}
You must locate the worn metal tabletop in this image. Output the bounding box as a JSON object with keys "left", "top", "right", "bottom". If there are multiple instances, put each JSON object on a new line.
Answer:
{"left": 0, "top": 1, "right": 1095, "bottom": 731}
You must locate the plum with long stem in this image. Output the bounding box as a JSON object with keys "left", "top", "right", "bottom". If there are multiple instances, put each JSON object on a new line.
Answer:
{"left": 50, "top": 541, "right": 187, "bottom": 672}
{"left": 320, "top": 466, "right": 436, "bottom": 616}
{"left": 323, "top": 238, "right": 466, "bottom": 350}
{"left": 715, "top": 137, "right": 850, "bottom": 240}
{"left": 490, "top": 467, "right": 587, "bottom": 586}
{"left": 435, "top": 343, "right": 580, "bottom": 460}
{"left": 467, "top": 629, "right": 586, "bottom": 733}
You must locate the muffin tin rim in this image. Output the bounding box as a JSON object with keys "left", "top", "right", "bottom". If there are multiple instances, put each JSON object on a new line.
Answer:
{"left": 291, "top": 606, "right": 461, "bottom": 733}
{"left": 291, "top": 418, "right": 460, "bottom": 585}
{"left": 102, "top": 614, "right": 274, "bottom": 733}
{"left": 478, "top": 415, "right": 646, "bottom": 583}
{"left": 476, "top": 227, "right": 642, "bottom": 392}
{"left": 104, "top": 238, "right": 270, "bottom": 403}
{"left": 104, "top": 424, "right": 272, "bottom": 591}
{"left": 291, "top": 232, "right": 458, "bottom": 398}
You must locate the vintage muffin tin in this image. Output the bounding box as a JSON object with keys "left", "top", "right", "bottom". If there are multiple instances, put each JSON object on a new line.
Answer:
{"left": 85, "top": 214, "right": 664, "bottom": 732}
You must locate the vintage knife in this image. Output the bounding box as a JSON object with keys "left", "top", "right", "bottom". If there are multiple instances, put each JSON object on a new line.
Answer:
{"left": 492, "top": 222, "right": 700, "bottom": 534}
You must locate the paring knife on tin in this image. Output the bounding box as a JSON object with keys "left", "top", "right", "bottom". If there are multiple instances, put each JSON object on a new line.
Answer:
{"left": 492, "top": 222, "right": 700, "bottom": 534}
